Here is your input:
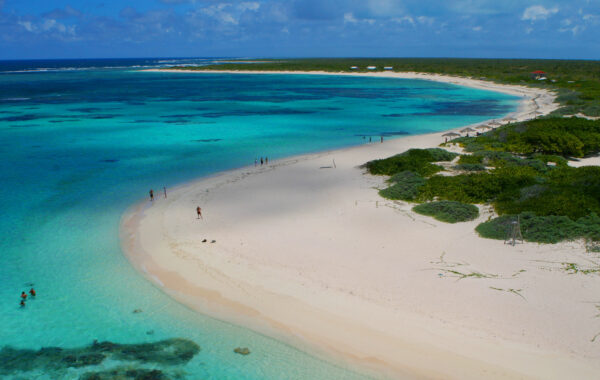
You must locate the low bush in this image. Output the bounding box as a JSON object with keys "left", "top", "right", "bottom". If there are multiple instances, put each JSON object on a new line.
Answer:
{"left": 461, "top": 117, "right": 600, "bottom": 158}
{"left": 413, "top": 201, "right": 479, "bottom": 223}
{"left": 454, "top": 163, "right": 486, "bottom": 171}
{"left": 457, "top": 154, "right": 484, "bottom": 164}
{"left": 366, "top": 148, "right": 457, "bottom": 177}
{"left": 416, "top": 166, "right": 539, "bottom": 204}
{"left": 476, "top": 212, "right": 600, "bottom": 243}
{"left": 379, "top": 171, "right": 425, "bottom": 201}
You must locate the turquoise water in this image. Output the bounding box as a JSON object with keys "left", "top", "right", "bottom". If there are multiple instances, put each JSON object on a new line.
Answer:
{"left": 0, "top": 61, "right": 519, "bottom": 379}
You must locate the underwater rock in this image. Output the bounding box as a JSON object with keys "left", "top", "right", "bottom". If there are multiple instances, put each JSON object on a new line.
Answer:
{"left": 81, "top": 367, "right": 168, "bottom": 380}
{"left": 233, "top": 347, "right": 250, "bottom": 355}
{"left": 0, "top": 338, "right": 200, "bottom": 375}
{"left": 133, "top": 309, "right": 143, "bottom": 313}
{"left": 91, "top": 338, "right": 200, "bottom": 365}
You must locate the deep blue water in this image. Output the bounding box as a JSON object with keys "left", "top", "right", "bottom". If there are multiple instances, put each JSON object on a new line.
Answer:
{"left": 0, "top": 58, "right": 519, "bottom": 379}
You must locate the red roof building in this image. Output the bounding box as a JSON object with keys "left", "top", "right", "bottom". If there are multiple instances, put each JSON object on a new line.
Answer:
{"left": 531, "top": 70, "right": 547, "bottom": 79}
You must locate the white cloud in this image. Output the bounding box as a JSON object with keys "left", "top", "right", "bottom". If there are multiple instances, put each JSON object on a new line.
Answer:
{"left": 343, "top": 12, "right": 357, "bottom": 23}
{"left": 522, "top": 5, "right": 558, "bottom": 22}
{"left": 583, "top": 14, "right": 599, "bottom": 23}
{"left": 239, "top": 2, "right": 260, "bottom": 12}
{"left": 559, "top": 24, "right": 584, "bottom": 35}
{"left": 18, "top": 20, "right": 35, "bottom": 32}
{"left": 392, "top": 16, "right": 415, "bottom": 25}
{"left": 343, "top": 12, "right": 375, "bottom": 25}
{"left": 417, "top": 16, "right": 434, "bottom": 26}
{"left": 472, "top": 25, "right": 482, "bottom": 31}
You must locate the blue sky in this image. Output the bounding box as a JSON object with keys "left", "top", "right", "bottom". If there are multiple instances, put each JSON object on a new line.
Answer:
{"left": 1, "top": 0, "right": 599, "bottom": 59}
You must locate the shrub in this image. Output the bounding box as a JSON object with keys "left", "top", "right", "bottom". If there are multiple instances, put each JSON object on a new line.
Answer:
{"left": 366, "top": 148, "right": 457, "bottom": 176}
{"left": 454, "top": 163, "right": 486, "bottom": 172}
{"left": 416, "top": 166, "right": 539, "bottom": 204}
{"left": 458, "top": 154, "right": 484, "bottom": 164}
{"left": 462, "top": 117, "right": 600, "bottom": 158}
{"left": 413, "top": 201, "right": 479, "bottom": 223}
{"left": 476, "top": 212, "right": 600, "bottom": 243}
{"left": 379, "top": 171, "right": 425, "bottom": 201}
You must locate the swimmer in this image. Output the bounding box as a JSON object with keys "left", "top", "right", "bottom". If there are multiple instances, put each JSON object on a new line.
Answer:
{"left": 21, "top": 291, "right": 27, "bottom": 300}
{"left": 29, "top": 288, "right": 36, "bottom": 297}
{"left": 20, "top": 300, "right": 25, "bottom": 308}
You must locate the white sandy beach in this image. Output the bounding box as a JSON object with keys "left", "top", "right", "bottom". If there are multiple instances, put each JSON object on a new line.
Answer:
{"left": 121, "top": 72, "right": 600, "bottom": 379}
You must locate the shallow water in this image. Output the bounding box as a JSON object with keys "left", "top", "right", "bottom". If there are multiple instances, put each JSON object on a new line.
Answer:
{"left": 0, "top": 59, "right": 518, "bottom": 379}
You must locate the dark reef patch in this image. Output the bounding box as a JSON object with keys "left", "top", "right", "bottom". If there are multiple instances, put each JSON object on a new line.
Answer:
{"left": 0, "top": 338, "right": 200, "bottom": 376}
{"left": 88, "top": 114, "right": 119, "bottom": 119}
{"left": 164, "top": 119, "right": 190, "bottom": 124}
{"left": 81, "top": 367, "right": 169, "bottom": 380}
{"left": 202, "top": 109, "right": 316, "bottom": 118}
{"left": 100, "top": 159, "right": 119, "bottom": 163}
{"left": 412, "top": 100, "right": 512, "bottom": 116}
{"left": 191, "top": 139, "right": 222, "bottom": 143}
{"left": 0, "top": 114, "right": 41, "bottom": 122}
{"left": 160, "top": 114, "right": 206, "bottom": 119}
{"left": 68, "top": 107, "right": 104, "bottom": 113}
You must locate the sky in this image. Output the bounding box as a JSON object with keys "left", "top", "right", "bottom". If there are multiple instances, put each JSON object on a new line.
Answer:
{"left": 0, "top": 0, "right": 599, "bottom": 59}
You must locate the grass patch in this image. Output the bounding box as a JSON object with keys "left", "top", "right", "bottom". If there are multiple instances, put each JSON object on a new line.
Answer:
{"left": 413, "top": 201, "right": 479, "bottom": 223}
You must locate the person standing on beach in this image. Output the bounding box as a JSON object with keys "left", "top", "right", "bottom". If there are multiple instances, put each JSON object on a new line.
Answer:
{"left": 163, "top": 187, "right": 167, "bottom": 199}
{"left": 265, "top": 157, "right": 268, "bottom": 165}
{"left": 260, "top": 157, "right": 263, "bottom": 165}
{"left": 149, "top": 189, "right": 154, "bottom": 202}
{"left": 196, "top": 206, "right": 202, "bottom": 219}
{"left": 254, "top": 158, "right": 257, "bottom": 167}
{"left": 381, "top": 136, "right": 384, "bottom": 143}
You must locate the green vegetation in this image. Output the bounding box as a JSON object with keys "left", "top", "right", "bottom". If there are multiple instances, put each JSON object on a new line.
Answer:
{"left": 368, "top": 118, "right": 600, "bottom": 243}
{"left": 476, "top": 212, "right": 600, "bottom": 244}
{"left": 413, "top": 201, "right": 479, "bottom": 223}
{"left": 170, "top": 58, "right": 600, "bottom": 116}
{"left": 366, "top": 148, "right": 457, "bottom": 176}
{"left": 457, "top": 155, "right": 484, "bottom": 165}
{"left": 459, "top": 117, "right": 600, "bottom": 157}
{"left": 378, "top": 171, "right": 425, "bottom": 201}
{"left": 454, "top": 163, "right": 486, "bottom": 172}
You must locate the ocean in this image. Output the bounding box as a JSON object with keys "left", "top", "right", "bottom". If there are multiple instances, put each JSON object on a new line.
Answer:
{"left": 0, "top": 58, "right": 518, "bottom": 379}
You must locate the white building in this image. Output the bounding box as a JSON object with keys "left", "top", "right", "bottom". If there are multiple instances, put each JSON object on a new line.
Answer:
{"left": 367, "top": 66, "right": 376, "bottom": 70}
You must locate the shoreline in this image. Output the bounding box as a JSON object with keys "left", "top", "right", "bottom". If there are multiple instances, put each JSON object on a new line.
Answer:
{"left": 119, "top": 72, "right": 600, "bottom": 378}
{"left": 144, "top": 69, "right": 555, "bottom": 118}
